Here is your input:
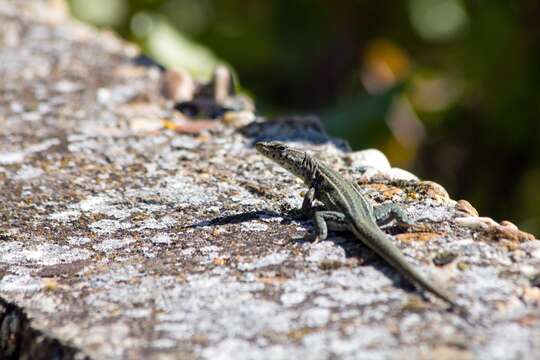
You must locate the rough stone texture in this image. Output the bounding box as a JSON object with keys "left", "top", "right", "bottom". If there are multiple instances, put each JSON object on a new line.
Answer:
{"left": 1, "top": 1, "right": 540, "bottom": 359}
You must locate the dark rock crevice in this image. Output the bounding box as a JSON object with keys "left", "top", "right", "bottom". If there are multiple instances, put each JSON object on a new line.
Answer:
{"left": 0, "top": 298, "right": 89, "bottom": 360}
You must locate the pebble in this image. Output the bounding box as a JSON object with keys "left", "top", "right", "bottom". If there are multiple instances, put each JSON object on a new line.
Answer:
{"left": 161, "top": 68, "right": 195, "bottom": 102}
{"left": 455, "top": 216, "right": 498, "bottom": 231}
{"left": 222, "top": 110, "right": 256, "bottom": 128}
{"left": 420, "top": 181, "right": 450, "bottom": 202}
{"left": 129, "top": 117, "right": 163, "bottom": 132}
{"left": 347, "top": 149, "right": 391, "bottom": 171}
{"left": 456, "top": 199, "right": 479, "bottom": 217}
{"left": 386, "top": 167, "right": 419, "bottom": 181}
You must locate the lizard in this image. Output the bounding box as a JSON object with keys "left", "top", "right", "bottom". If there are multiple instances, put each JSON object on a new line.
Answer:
{"left": 255, "top": 141, "right": 468, "bottom": 316}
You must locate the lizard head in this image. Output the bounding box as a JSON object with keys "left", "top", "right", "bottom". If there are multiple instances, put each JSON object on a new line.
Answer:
{"left": 255, "top": 141, "right": 313, "bottom": 182}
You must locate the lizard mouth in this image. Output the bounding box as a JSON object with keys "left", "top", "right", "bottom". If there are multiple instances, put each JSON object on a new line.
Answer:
{"left": 254, "top": 142, "right": 267, "bottom": 153}
{"left": 255, "top": 141, "right": 284, "bottom": 158}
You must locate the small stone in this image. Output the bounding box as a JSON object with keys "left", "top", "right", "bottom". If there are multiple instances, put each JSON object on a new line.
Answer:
{"left": 346, "top": 149, "right": 391, "bottom": 171}
{"left": 212, "top": 65, "right": 234, "bottom": 103}
{"left": 222, "top": 95, "right": 255, "bottom": 113}
{"left": 455, "top": 216, "right": 498, "bottom": 231}
{"left": 419, "top": 181, "right": 450, "bottom": 202}
{"left": 222, "top": 111, "right": 256, "bottom": 128}
{"left": 161, "top": 68, "right": 195, "bottom": 102}
{"left": 456, "top": 199, "right": 479, "bottom": 217}
{"left": 386, "top": 167, "right": 419, "bottom": 181}
{"left": 129, "top": 117, "right": 163, "bottom": 133}
{"left": 500, "top": 220, "right": 518, "bottom": 231}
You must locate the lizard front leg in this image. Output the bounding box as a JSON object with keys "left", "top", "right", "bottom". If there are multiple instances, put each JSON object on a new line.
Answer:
{"left": 373, "top": 203, "right": 412, "bottom": 227}
{"left": 301, "top": 187, "right": 317, "bottom": 216}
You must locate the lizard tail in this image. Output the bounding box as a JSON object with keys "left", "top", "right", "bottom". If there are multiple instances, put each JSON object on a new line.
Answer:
{"left": 352, "top": 224, "right": 468, "bottom": 315}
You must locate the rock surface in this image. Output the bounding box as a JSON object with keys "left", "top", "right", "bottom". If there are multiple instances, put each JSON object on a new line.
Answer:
{"left": 1, "top": 1, "right": 539, "bottom": 359}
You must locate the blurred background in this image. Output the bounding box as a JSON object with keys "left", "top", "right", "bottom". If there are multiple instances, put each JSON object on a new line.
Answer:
{"left": 67, "top": 0, "right": 540, "bottom": 235}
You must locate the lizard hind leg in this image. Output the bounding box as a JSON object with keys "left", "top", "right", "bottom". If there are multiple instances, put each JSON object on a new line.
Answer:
{"left": 374, "top": 203, "right": 413, "bottom": 227}
{"left": 311, "top": 210, "right": 348, "bottom": 244}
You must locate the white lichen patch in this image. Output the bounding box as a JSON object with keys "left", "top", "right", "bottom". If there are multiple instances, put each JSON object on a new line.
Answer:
{"left": 170, "top": 135, "right": 201, "bottom": 150}
{"left": 49, "top": 209, "right": 81, "bottom": 223}
{"left": 240, "top": 221, "right": 269, "bottom": 232}
{"left": 329, "top": 267, "right": 392, "bottom": 291}
{"left": 0, "top": 151, "right": 25, "bottom": 164}
{"left": 300, "top": 307, "right": 331, "bottom": 328}
{"left": 158, "top": 175, "right": 218, "bottom": 207}
{"left": 198, "top": 245, "right": 221, "bottom": 264}
{"left": 0, "top": 138, "right": 60, "bottom": 165}
{"left": 79, "top": 195, "right": 110, "bottom": 212}
{"left": 150, "top": 233, "right": 172, "bottom": 245}
{"left": 50, "top": 193, "right": 133, "bottom": 224}
{"left": 478, "top": 323, "right": 536, "bottom": 360}
{"left": 0, "top": 242, "right": 92, "bottom": 266}
{"left": 67, "top": 236, "right": 92, "bottom": 246}
{"left": 306, "top": 242, "right": 346, "bottom": 263}
{"left": 0, "top": 274, "right": 42, "bottom": 293}
{"left": 12, "top": 164, "right": 44, "bottom": 180}
{"left": 280, "top": 292, "right": 306, "bottom": 307}
{"left": 138, "top": 216, "right": 176, "bottom": 230}
{"left": 323, "top": 287, "right": 395, "bottom": 307}
{"left": 230, "top": 189, "right": 264, "bottom": 206}
{"left": 150, "top": 274, "right": 299, "bottom": 343}
{"left": 328, "top": 325, "right": 397, "bottom": 357}
{"left": 78, "top": 194, "right": 132, "bottom": 219}
{"left": 459, "top": 267, "right": 515, "bottom": 302}
{"left": 238, "top": 251, "right": 290, "bottom": 271}
{"left": 93, "top": 237, "right": 136, "bottom": 252}
{"left": 521, "top": 240, "right": 540, "bottom": 259}
{"left": 89, "top": 219, "right": 133, "bottom": 235}
{"left": 202, "top": 339, "right": 306, "bottom": 360}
